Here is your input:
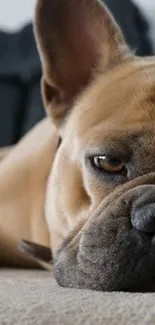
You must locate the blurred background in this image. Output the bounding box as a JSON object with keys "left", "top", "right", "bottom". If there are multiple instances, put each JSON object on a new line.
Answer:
{"left": 0, "top": 0, "right": 154, "bottom": 147}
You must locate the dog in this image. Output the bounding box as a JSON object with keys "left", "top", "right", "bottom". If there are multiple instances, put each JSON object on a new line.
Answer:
{"left": 1, "top": 0, "right": 155, "bottom": 292}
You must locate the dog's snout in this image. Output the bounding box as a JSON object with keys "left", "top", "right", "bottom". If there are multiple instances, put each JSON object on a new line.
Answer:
{"left": 131, "top": 189, "right": 155, "bottom": 234}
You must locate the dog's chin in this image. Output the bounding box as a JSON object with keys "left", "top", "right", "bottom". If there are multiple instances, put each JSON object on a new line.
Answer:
{"left": 53, "top": 186, "right": 155, "bottom": 293}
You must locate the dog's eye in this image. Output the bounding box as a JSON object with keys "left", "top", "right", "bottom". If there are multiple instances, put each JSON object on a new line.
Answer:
{"left": 91, "top": 156, "right": 125, "bottom": 174}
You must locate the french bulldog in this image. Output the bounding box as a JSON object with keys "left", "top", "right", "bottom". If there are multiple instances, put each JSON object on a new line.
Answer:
{"left": 1, "top": 0, "right": 155, "bottom": 292}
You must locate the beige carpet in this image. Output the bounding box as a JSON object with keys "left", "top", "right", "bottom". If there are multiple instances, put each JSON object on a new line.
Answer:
{"left": 0, "top": 270, "right": 154, "bottom": 325}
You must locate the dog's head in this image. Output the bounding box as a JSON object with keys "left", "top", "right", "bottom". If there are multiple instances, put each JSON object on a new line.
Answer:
{"left": 34, "top": 0, "right": 155, "bottom": 292}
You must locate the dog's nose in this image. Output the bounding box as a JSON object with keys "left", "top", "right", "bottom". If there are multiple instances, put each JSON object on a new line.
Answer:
{"left": 131, "top": 189, "right": 155, "bottom": 234}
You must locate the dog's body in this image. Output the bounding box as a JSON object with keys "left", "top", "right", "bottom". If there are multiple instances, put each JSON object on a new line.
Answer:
{"left": 1, "top": 0, "right": 155, "bottom": 292}
{"left": 0, "top": 118, "right": 54, "bottom": 267}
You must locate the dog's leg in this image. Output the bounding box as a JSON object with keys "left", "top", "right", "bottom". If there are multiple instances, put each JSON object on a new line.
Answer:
{"left": 0, "top": 118, "right": 58, "bottom": 268}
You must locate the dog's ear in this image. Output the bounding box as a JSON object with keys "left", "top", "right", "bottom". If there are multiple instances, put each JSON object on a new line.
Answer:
{"left": 34, "top": 0, "right": 131, "bottom": 125}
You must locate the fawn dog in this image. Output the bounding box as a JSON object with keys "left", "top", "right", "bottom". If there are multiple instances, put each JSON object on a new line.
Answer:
{"left": 1, "top": 0, "right": 155, "bottom": 292}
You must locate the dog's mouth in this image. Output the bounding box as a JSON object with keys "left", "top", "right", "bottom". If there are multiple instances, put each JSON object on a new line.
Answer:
{"left": 19, "top": 183, "right": 155, "bottom": 293}
{"left": 54, "top": 219, "right": 155, "bottom": 293}
{"left": 53, "top": 184, "right": 155, "bottom": 293}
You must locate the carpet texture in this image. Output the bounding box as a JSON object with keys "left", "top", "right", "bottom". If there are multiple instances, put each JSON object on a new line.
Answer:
{"left": 0, "top": 270, "right": 155, "bottom": 325}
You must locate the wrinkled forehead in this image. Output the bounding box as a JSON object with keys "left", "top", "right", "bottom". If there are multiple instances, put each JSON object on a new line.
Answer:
{"left": 70, "top": 57, "right": 155, "bottom": 142}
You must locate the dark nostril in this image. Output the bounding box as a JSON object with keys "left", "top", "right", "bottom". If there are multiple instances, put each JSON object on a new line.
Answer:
{"left": 131, "top": 186, "right": 155, "bottom": 236}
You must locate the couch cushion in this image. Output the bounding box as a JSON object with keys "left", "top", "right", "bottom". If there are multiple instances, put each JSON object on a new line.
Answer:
{"left": 0, "top": 270, "right": 155, "bottom": 325}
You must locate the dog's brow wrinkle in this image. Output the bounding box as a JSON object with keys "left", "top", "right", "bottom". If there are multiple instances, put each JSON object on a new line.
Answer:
{"left": 84, "top": 131, "right": 146, "bottom": 154}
